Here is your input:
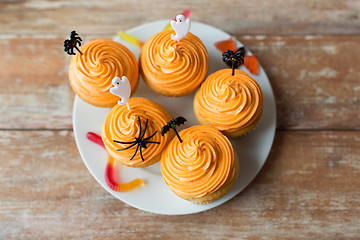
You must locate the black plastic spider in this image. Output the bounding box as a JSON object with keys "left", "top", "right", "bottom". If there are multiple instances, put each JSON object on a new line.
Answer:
{"left": 63, "top": 30, "right": 83, "bottom": 55}
{"left": 113, "top": 116, "right": 159, "bottom": 162}
{"left": 222, "top": 47, "right": 246, "bottom": 76}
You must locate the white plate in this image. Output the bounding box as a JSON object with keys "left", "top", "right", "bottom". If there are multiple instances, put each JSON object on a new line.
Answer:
{"left": 73, "top": 20, "right": 276, "bottom": 215}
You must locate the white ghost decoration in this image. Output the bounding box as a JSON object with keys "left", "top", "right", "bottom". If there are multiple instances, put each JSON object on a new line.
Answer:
{"left": 110, "top": 76, "right": 131, "bottom": 110}
{"left": 170, "top": 14, "right": 191, "bottom": 42}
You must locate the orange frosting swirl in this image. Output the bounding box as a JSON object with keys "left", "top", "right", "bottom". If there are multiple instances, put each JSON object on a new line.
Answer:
{"left": 102, "top": 97, "right": 171, "bottom": 166}
{"left": 69, "top": 39, "right": 138, "bottom": 107}
{"left": 140, "top": 30, "right": 208, "bottom": 96}
{"left": 195, "top": 69, "right": 263, "bottom": 133}
{"left": 160, "top": 125, "right": 236, "bottom": 198}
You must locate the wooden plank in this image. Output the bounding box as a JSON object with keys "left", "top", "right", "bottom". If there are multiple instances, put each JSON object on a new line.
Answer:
{"left": 238, "top": 35, "right": 360, "bottom": 130}
{"left": 0, "top": 0, "right": 360, "bottom": 36}
{"left": 0, "top": 36, "right": 359, "bottom": 130}
{"left": 0, "top": 37, "right": 74, "bottom": 129}
{"left": 0, "top": 130, "right": 359, "bottom": 239}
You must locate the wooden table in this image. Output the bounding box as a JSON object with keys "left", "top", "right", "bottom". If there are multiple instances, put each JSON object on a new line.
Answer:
{"left": 1, "top": 1, "right": 359, "bottom": 239}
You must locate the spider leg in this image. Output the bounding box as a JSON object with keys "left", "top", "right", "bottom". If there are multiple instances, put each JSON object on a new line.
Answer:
{"left": 140, "top": 118, "right": 149, "bottom": 139}
{"left": 129, "top": 144, "right": 140, "bottom": 160}
{"left": 137, "top": 116, "right": 142, "bottom": 139}
{"left": 114, "top": 140, "right": 136, "bottom": 144}
{"left": 143, "top": 130, "right": 157, "bottom": 141}
{"left": 139, "top": 146, "right": 145, "bottom": 162}
{"left": 117, "top": 142, "right": 137, "bottom": 151}
{"left": 75, "top": 46, "right": 83, "bottom": 55}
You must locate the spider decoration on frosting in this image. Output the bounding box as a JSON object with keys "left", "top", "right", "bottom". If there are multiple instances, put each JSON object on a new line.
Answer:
{"left": 63, "top": 30, "right": 83, "bottom": 55}
{"left": 161, "top": 116, "right": 187, "bottom": 143}
{"left": 114, "top": 116, "right": 159, "bottom": 162}
{"left": 222, "top": 47, "right": 246, "bottom": 76}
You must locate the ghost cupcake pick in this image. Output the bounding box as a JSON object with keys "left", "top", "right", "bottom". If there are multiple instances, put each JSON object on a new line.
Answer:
{"left": 170, "top": 14, "right": 191, "bottom": 42}
{"left": 164, "top": 9, "right": 192, "bottom": 31}
{"left": 110, "top": 76, "right": 131, "bottom": 110}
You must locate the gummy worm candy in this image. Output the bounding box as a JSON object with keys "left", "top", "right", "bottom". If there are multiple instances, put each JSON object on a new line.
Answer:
{"left": 86, "top": 131, "right": 105, "bottom": 148}
{"left": 105, "top": 155, "right": 144, "bottom": 192}
{"left": 117, "top": 31, "right": 143, "bottom": 48}
{"left": 86, "top": 132, "right": 144, "bottom": 192}
{"left": 214, "top": 37, "right": 237, "bottom": 52}
{"left": 243, "top": 55, "right": 259, "bottom": 75}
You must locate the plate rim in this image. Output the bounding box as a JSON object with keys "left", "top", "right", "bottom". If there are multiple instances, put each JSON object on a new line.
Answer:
{"left": 72, "top": 20, "right": 277, "bottom": 215}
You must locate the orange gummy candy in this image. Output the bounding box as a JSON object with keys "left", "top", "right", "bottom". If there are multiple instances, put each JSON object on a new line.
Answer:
{"left": 244, "top": 55, "right": 259, "bottom": 75}
{"left": 214, "top": 38, "right": 237, "bottom": 52}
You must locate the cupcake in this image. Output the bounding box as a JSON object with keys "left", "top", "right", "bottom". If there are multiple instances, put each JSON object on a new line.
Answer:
{"left": 194, "top": 69, "right": 263, "bottom": 137}
{"left": 139, "top": 30, "right": 208, "bottom": 97}
{"left": 160, "top": 125, "right": 239, "bottom": 204}
{"left": 69, "top": 39, "right": 138, "bottom": 107}
{"left": 102, "top": 97, "right": 173, "bottom": 167}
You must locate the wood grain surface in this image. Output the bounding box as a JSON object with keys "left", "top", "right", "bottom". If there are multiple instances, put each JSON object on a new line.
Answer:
{"left": 1, "top": 36, "right": 359, "bottom": 130}
{"left": 1, "top": 0, "right": 360, "bottom": 35}
{"left": 1, "top": 131, "right": 359, "bottom": 239}
{"left": 0, "top": 0, "right": 359, "bottom": 239}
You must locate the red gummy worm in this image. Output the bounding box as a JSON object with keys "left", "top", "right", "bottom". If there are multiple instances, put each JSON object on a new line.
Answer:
{"left": 182, "top": 9, "right": 192, "bottom": 19}
{"left": 105, "top": 156, "right": 144, "bottom": 192}
{"left": 86, "top": 131, "right": 144, "bottom": 192}
{"left": 172, "top": 9, "right": 192, "bottom": 20}
{"left": 86, "top": 132, "right": 105, "bottom": 149}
